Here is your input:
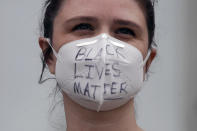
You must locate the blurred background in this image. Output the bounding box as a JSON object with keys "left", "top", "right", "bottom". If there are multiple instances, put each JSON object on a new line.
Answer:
{"left": 0, "top": 0, "right": 196, "bottom": 131}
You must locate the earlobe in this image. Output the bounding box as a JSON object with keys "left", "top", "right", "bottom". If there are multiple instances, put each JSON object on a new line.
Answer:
{"left": 145, "top": 48, "right": 157, "bottom": 73}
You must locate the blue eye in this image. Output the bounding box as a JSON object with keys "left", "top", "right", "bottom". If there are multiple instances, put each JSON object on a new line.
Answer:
{"left": 115, "top": 28, "right": 136, "bottom": 37}
{"left": 72, "top": 23, "right": 94, "bottom": 31}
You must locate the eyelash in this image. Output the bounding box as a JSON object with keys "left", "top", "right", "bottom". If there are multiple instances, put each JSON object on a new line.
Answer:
{"left": 115, "top": 28, "right": 136, "bottom": 37}
{"left": 72, "top": 23, "right": 94, "bottom": 31}
{"left": 72, "top": 23, "right": 136, "bottom": 37}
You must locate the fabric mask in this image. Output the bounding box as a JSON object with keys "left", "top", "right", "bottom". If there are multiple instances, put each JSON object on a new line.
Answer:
{"left": 46, "top": 33, "right": 151, "bottom": 112}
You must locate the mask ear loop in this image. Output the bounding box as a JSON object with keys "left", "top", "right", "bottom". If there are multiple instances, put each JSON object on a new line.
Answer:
{"left": 142, "top": 45, "right": 158, "bottom": 81}
{"left": 45, "top": 38, "right": 62, "bottom": 62}
{"left": 142, "top": 44, "right": 158, "bottom": 67}
{"left": 38, "top": 38, "right": 59, "bottom": 84}
{"left": 142, "top": 50, "right": 151, "bottom": 67}
{"left": 141, "top": 50, "right": 150, "bottom": 81}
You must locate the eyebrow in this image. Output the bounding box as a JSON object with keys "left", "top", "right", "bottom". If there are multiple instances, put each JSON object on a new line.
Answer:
{"left": 113, "top": 19, "right": 143, "bottom": 34}
{"left": 65, "top": 16, "right": 98, "bottom": 24}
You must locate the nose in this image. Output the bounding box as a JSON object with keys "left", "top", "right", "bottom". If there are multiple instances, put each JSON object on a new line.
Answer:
{"left": 97, "top": 25, "right": 112, "bottom": 37}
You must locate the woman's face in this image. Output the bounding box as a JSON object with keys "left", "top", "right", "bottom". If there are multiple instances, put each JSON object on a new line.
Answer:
{"left": 41, "top": 0, "right": 153, "bottom": 74}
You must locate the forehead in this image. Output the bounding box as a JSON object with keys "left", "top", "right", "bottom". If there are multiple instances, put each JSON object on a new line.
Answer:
{"left": 57, "top": 0, "right": 145, "bottom": 25}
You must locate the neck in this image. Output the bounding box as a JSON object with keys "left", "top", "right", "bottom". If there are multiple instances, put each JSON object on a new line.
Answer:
{"left": 62, "top": 93, "right": 143, "bottom": 131}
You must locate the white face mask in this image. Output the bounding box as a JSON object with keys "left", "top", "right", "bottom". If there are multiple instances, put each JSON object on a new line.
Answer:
{"left": 46, "top": 33, "right": 151, "bottom": 112}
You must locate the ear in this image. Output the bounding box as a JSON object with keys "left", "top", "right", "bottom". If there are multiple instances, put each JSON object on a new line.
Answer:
{"left": 38, "top": 37, "right": 56, "bottom": 74}
{"left": 39, "top": 37, "right": 49, "bottom": 51}
{"left": 145, "top": 47, "right": 157, "bottom": 73}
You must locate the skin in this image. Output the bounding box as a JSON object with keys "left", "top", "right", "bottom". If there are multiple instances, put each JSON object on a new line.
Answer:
{"left": 39, "top": 0, "right": 157, "bottom": 131}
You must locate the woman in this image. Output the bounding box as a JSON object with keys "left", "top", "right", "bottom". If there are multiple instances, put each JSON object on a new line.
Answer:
{"left": 38, "top": 0, "right": 157, "bottom": 131}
